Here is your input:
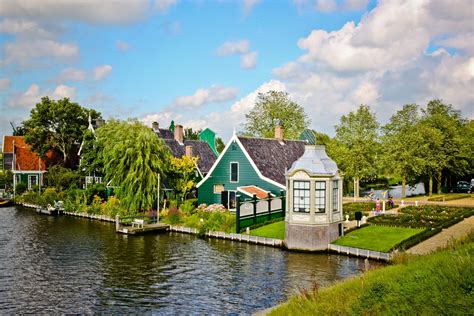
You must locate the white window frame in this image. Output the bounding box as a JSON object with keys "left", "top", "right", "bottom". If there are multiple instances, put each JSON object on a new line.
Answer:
{"left": 315, "top": 181, "right": 326, "bottom": 213}
{"left": 28, "top": 175, "right": 38, "bottom": 191}
{"left": 293, "top": 180, "right": 310, "bottom": 213}
{"left": 332, "top": 180, "right": 339, "bottom": 212}
{"left": 229, "top": 162, "right": 239, "bottom": 183}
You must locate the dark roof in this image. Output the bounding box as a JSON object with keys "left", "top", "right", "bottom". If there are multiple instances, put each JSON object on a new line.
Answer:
{"left": 238, "top": 136, "right": 306, "bottom": 185}
{"left": 164, "top": 139, "right": 217, "bottom": 174}
{"left": 156, "top": 128, "right": 174, "bottom": 139}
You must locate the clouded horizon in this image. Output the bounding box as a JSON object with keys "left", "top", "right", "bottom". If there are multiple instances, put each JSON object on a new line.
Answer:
{"left": 1, "top": 0, "right": 473, "bottom": 144}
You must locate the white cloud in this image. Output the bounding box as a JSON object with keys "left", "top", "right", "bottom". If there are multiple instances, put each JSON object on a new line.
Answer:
{"left": 315, "top": 0, "right": 337, "bottom": 12}
{"left": 343, "top": 0, "right": 368, "bottom": 11}
{"left": 7, "top": 84, "right": 42, "bottom": 108}
{"left": 116, "top": 40, "right": 130, "bottom": 52}
{"left": 93, "top": 65, "right": 113, "bottom": 80}
{"left": 216, "top": 40, "right": 250, "bottom": 56}
{"left": 243, "top": 0, "right": 260, "bottom": 16}
{"left": 0, "top": 0, "right": 152, "bottom": 24}
{"left": 0, "top": 78, "right": 11, "bottom": 91}
{"left": 56, "top": 67, "right": 86, "bottom": 82}
{"left": 155, "top": 0, "right": 177, "bottom": 14}
{"left": 53, "top": 84, "right": 76, "bottom": 99}
{"left": 173, "top": 85, "right": 238, "bottom": 109}
{"left": 0, "top": 18, "right": 59, "bottom": 38}
{"left": 3, "top": 39, "right": 79, "bottom": 67}
{"left": 436, "top": 33, "right": 474, "bottom": 55}
{"left": 241, "top": 51, "right": 258, "bottom": 69}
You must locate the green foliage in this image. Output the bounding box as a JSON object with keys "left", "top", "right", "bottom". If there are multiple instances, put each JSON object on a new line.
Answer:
{"left": 329, "top": 105, "right": 380, "bottom": 197}
{"left": 243, "top": 90, "right": 310, "bottom": 139}
{"left": 333, "top": 226, "right": 424, "bottom": 252}
{"left": 249, "top": 220, "right": 285, "bottom": 240}
{"left": 85, "top": 183, "right": 106, "bottom": 204}
{"left": 180, "top": 198, "right": 197, "bottom": 215}
{"left": 428, "top": 193, "right": 472, "bottom": 202}
{"left": 23, "top": 97, "right": 101, "bottom": 165}
{"left": 184, "top": 128, "right": 200, "bottom": 140}
{"left": 79, "top": 128, "right": 103, "bottom": 175}
{"left": 168, "top": 155, "right": 198, "bottom": 200}
{"left": 343, "top": 202, "right": 397, "bottom": 220}
{"left": 15, "top": 182, "right": 27, "bottom": 195}
{"left": 97, "top": 119, "right": 170, "bottom": 213}
{"left": 167, "top": 207, "right": 183, "bottom": 224}
{"left": 270, "top": 236, "right": 474, "bottom": 316}
{"left": 41, "top": 187, "right": 64, "bottom": 205}
{"left": 215, "top": 137, "right": 225, "bottom": 153}
{"left": 0, "top": 170, "right": 13, "bottom": 191}
{"left": 45, "top": 165, "right": 80, "bottom": 190}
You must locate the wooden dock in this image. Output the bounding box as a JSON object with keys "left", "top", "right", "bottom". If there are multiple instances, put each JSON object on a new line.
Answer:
{"left": 116, "top": 222, "right": 170, "bottom": 235}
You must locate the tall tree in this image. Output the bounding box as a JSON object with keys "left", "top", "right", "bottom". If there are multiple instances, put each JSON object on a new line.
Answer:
{"left": 381, "top": 104, "right": 426, "bottom": 197}
{"left": 168, "top": 155, "right": 198, "bottom": 200}
{"left": 243, "top": 90, "right": 310, "bottom": 139}
{"left": 330, "top": 105, "right": 380, "bottom": 199}
{"left": 97, "top": 120, "right": 170, "bottom": 214}
{"left": 420, "top": 100, "right": 467, "bottom": 195}
{"left": 23, "top": 97, "right": 101, "bottom": 166}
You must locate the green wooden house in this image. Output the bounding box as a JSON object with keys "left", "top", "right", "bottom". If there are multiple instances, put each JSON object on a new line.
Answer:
{"left": 197, "top": 126, "right": 306, "bottom": 210}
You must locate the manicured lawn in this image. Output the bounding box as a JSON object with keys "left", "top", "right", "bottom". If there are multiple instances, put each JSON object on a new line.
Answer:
{"left": 249, "top": 220, "right": 285, "bottom": 240}
{"left": 333, "top": 225, "right": 423, "bottom": 252}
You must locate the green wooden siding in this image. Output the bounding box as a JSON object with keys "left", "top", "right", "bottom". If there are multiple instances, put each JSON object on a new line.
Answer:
{"left": 198, "top": 140, "right": 283, "bottom": 205}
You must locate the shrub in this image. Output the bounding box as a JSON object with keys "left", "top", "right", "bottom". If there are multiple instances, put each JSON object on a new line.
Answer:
{"left": 15, "top": 182, "right": 27, "bottom": 195}
{"left": 167, "top": 207, "right": 183, "bottom": 224}
{"left": 45, "top": 165, "right": 80, "bottom": 190}
{"left": 42, "top": 187, "right": 64, "bottom": 206}
{"left": 86, "top": 195, "right": 103, "bottom": 214}
{"left": 85, "top": 183, "right": 106, "bottom": 204}
{"left": 180, "top": 198, "right": 197, "bottom": 215}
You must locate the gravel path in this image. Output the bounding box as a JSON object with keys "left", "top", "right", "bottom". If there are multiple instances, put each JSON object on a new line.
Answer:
{"left": 406, "top": 216, "right": 474, "bottom": 255}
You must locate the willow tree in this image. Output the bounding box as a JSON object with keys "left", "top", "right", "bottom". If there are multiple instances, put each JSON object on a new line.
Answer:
{"left": 97, "top": 120, "right": 170, "bottom": 214}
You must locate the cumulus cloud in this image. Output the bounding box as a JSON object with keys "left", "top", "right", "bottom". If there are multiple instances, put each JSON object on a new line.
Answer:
{"left": 216, "top": 40, "right": 258, "bottom": 70}
{"left": 7, "top": 83, "right": 77, "bottom": 109}
{"left": 216, "top": 40, "right": 250, "bottom": 56}
{"left": 93, "top": 65, "right": 113, "bottom": 80}
{"left": 53, "top": 84, "right": 76, "bottom": 99}
{"left": 0, "top": 0, "right": 152, "bottom": 24}
{"left": 0, "top": 78, "right": 11, "bottom": 91}
{"left": 343, "top": 0, "right": 369, "bottom": 11}
{"left": 56, "top": 67, "right": 86, "bottom": 82}
{"left": 173, "top": 85, "right": 239, "bottom": 109}
{"left": 315, "top": 0, "right": 337, "bottom": 12}
{"left": 243, "top": 0, "right": 260, "bottom": 16}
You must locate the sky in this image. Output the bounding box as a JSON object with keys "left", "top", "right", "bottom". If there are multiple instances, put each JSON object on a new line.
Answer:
{"left": 1, "top": 0, "right": 473, "bottom": 144}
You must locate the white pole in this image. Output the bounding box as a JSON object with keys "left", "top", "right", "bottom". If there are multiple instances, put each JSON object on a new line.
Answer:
{"left": 157, "top": 173, "right": 160, "bottom": 223}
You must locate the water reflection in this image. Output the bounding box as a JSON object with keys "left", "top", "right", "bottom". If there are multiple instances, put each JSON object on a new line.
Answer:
{"left": 0, "top": 206, "right": 382, "bottom": 314}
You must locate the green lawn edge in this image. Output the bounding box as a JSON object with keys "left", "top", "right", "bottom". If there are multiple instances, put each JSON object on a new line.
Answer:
{"left": 249, "top": 220, "right": 285, "bottom": 240}
{"left": 269, "top": 235, "right": 474, "bottom": 316}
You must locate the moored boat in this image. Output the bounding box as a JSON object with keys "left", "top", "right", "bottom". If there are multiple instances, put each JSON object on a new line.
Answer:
{"left": 0, "top": 199, "right": 13, "bottom": 207}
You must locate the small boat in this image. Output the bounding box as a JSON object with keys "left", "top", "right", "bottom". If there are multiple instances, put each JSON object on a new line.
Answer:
{"left": 36, "top": 205, "right": 63, "bottom": 216}
{"left": 0, "top": 198, "right": 13, "bottom": 207}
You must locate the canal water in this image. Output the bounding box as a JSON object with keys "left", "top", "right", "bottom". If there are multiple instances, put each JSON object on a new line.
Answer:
{"left": 0, "top": 206, "right": 382, "bottom": 314}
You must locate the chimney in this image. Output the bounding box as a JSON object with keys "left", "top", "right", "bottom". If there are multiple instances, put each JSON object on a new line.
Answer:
{"left": 152, "top": 121, "right": 159, "bottom": 131}
{"left": 185, "top": 145, "right": 193, "bottom": 158}
{"left": 275, "top": 125, "right": 284, "bottom": 141}
{"left": 174, "top": 124, "right": 184, "bottom": 144}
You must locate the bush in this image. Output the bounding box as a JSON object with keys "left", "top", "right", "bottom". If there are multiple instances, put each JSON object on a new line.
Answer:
{"left": 180, "top": 198, "right": 197, "bottom": 215}
{"left": 15, "top": 182, "right": 27, "bottom": 195}
{"left": 42, "top": 187, "right": 64, "bottom": 206}
{"left": 167, "top": 207, "right": 183, "bottom": 224}
{"left": 85, "top": 183, "right": 106, "bottom": 204}
{"left": 45, "top": 165, "right": 80, "bottom": 190}
{"left": 86, "top": 195, "right": 103, "bottom": 214}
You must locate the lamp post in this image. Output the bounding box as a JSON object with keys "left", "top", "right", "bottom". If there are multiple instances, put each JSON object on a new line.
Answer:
{"left": 157, "top": 173, "right": 160, "bottom": 223}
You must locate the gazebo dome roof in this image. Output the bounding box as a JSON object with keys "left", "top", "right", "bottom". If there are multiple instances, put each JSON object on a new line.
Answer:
{"left": 287, "top": 145, "right": 338, "bottom": 176}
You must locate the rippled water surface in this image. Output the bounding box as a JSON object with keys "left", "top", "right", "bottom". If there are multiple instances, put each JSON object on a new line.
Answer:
{"left": 0, "top": 206, "right": 382, "bottom": 314}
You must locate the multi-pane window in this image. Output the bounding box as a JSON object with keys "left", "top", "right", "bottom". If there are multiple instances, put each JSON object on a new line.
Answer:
{"left": 28, "top": 175, "right": 38, "bottom": 191}
{"left": 293, "top": 181, "right": 310, "bottom": 213}
{"left": 332, "top": 180, "right": 339, "bottom": 212}
{"left": 315, "top": 181, "right": 326, "bottom": 213}
{"left": 230, "top": 162, "right": 239, "bottom": 182}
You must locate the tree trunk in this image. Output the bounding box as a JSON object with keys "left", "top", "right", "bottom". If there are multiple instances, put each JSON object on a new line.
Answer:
{"left": 401, "top": 176, "right": 406, "bottom": 198}
{"left": 354, "top": 177, "right": 360, "bottom": 201}
{"left": 436, "top": 171, "right": 442, "bottom": 194}
{"left": 429, "top": 176, "right": 433, "bottom": 197}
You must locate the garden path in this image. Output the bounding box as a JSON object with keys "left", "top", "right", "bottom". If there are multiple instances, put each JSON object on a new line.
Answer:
{"left": 406, "top": 216, "right": 474, "bottom": 255}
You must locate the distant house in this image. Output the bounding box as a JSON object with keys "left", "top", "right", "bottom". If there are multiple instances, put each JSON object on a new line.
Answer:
{"left": 2, "top": 136, "right": 47, "bottom": 191}
{"left": 196, "top": 126, "right": 306, "bottom": 210}
{"left": 152, "top": 122, "right": 217, "bottom": 180}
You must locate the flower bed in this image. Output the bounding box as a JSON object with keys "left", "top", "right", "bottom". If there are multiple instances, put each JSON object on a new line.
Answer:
{"left": 343, "top": 202, "right": 398, "bottom": 220}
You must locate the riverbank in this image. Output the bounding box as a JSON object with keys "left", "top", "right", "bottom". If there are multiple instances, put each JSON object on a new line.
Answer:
{"left": 266, "top": 233, "right": 474, "bottom": 315}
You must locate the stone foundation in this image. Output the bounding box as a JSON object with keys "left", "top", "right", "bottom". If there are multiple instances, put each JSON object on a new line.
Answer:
{"left": 285, "top": 221, "right": 342, "bottom": 251}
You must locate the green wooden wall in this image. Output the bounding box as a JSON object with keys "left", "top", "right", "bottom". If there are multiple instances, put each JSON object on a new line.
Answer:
{"left": 198, "top": 139, "right": 283, "bottom": 205}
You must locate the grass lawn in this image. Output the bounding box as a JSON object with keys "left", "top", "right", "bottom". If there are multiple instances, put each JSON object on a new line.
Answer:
{"left": 333, "top": 225, "right": 424, "bottom": 252}
{"left": 270, "top": 235, "right": 474, "bottom": 316}
{"left": 249, "top": 220, "right": 285, "bottom": 240}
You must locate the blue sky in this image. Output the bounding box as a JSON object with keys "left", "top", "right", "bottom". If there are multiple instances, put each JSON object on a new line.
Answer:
{"left": 1, "top": 0, "right": 473, "bottom": 143}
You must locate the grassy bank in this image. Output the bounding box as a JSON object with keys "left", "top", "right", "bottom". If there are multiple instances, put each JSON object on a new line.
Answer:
{"left": 269, "top": 234, "right": 474, "bottom": 315}
{"left": 332, "top": 226, "right": 423, "bottom": 252}
{"left": 250, "top": 220, "right": 285, "bottom": 240}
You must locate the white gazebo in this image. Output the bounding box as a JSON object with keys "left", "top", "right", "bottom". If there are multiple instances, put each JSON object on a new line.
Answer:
{"left": 285, "top": 145, "right": 343, "bottom": 251}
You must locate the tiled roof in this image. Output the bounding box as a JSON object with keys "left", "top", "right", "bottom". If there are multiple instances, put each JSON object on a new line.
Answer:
{"left": 237, "top": 186, "right": 272, "bottom": 199}
{"left": 156, "top": 128, "right": 174, "bottom": 139}
{"left": 2, "top": 136, "right": 46, "bottom": 171}
{"left": 164, "top": 139, "right": 217, "bottom": 174}
{"left": 238, "top": 136, "right": 306, "bottom": 185}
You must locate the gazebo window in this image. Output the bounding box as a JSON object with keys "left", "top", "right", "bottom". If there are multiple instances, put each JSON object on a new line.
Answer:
{"left": 293, "top": 180, "right": 310, "bottom": 213}
{"left": 332, "top": 180, "right": 338, "bottom": 212}
{"left": 315, "top": 181, "right": 326, "bottom": 213}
